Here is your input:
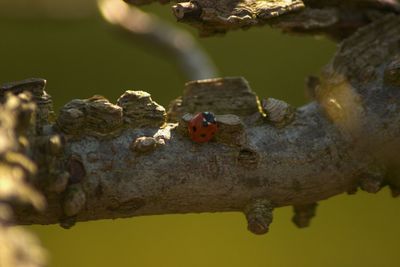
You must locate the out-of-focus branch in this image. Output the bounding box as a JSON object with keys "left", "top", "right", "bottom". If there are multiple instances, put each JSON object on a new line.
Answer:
{"left": 98, "top": 0, "right": 218, "bottom": 80}
{"left": 0, "top": 85, "right": 47, "bottom": 267}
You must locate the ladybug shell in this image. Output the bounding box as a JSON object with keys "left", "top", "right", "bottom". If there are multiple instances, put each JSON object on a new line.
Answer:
{"left": 188, "top": 112, "right": 218, "bottom": 143}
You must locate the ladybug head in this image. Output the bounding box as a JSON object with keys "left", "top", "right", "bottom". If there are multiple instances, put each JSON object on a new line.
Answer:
{"left": 201, "top": 112, "right": 216, "bottom": 126}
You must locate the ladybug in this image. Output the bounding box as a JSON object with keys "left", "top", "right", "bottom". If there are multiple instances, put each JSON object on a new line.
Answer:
{"left": 188, "top": 112, "right": 218, "bottom": 143}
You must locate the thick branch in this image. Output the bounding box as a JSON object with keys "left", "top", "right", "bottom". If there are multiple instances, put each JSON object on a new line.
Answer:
{"left": 6, "top": 15, "right": 400, "bottom": 234}
{"left": 23, "top": 100, "right": 356, "bottom": 222}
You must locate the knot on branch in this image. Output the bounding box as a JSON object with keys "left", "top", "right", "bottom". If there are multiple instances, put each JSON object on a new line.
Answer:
{"left": 389, "top": 185, "right": 400, "bottom": 198}
{"left": 261, "top": 98, "right": 296, "bottom": 128}
{"left": 215, "top": 114, "right": 247, "bottom": 146}
{"left": 57, "top": 91, "right": 166, "bottom": 138}
{"left": 57, "top": 96, "right": 123, "bottom": 137}
{"left": 117, "top": 90, "right": 166, "bottom": 128}
{"left": 127, "top": 124, "right": 172, "bottom": 157}
{"left": 168, "top": 77, "right": 262, "bottom": 122}
{"left": 244, "top": 199, "right": 274, "bottom": 235}
{"left": 58, "top": 155, "right": 87, "bottom": 228}
{"left": 172, "top": 1, "right": 201, "bottom": 22}
{"left": 358, "top": 166, "right": 386, "bottom": 194}
{"left": 292, "top": 203, "right": 318, "bottom": 228}
{"left": 85, "top": 96, "right": 124, "bottom": 133}
{"left": 130, "top": 136, "right": 162, "bottom": 153}
{"left": 386, "top": 167, "right": 400, "bottom": 198}
{"left": 237, "top": 147, "right": 259, "bottom": 168}
{"left": 67, "top": 155, "right": 87, "bottom": 185}
{"left": 62, "top": 184, "right": 86, "bottom": 218}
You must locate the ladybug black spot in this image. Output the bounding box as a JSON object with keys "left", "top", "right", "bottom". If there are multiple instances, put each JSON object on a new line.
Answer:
{"left": 200, "top": 134, "right": 207, "bottom": 138}
{"left": 192, "top": 126, "right": 197, "bottom": 132}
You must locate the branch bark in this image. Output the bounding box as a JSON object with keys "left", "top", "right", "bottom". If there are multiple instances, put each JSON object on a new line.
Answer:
{"left": 124, "top": 0, "right": 400, "bottom": 38}
{"left": 4, "top": 15, "right": 400, "bottom": 234}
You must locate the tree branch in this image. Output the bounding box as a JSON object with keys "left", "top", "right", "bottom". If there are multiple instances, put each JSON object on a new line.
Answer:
{"left": 5, "top": 14, "right": 400, "bottom": 234}
{"left": 124, "top": 0, "right": 400, "bottom": 38}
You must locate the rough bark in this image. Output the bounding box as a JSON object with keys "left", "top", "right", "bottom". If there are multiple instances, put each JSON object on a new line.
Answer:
{"left": 3, "top": 14, "right": 399, "bottom": 234}
{"left": 124, "top": 0, "right": 400, "bottom": 38}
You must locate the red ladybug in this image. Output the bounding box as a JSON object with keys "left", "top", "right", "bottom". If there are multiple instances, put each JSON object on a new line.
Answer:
{"left": 188, "top": 112, "right": 218, "bottom": 143}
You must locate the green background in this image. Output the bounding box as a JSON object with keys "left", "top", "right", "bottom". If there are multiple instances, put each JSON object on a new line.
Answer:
{"left": 1, "top": 2, "right": 399, "bottom": 267}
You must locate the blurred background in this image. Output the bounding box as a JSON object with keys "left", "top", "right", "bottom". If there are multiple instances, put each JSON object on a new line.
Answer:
{"left": 1, "top": 0, "right": 399, "bottom": 266}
